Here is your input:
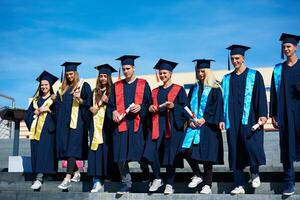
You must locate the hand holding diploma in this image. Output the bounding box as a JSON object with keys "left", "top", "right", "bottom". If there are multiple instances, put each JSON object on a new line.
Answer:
{"left": 184, "top": 106, "right": 197, "bottom": 122}
{"left": 251, "top": 116, "right": 267, "bottom": 131}
{"left": 118, "top": 103, "right": 135, "bottom": 121}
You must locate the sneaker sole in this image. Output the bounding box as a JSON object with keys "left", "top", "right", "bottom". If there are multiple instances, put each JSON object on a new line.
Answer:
{"left": 58, "top": 185, "right": 71, "bottom": 190}
{"left": 252, "top": 184, "right": 261, "bottom": 188}
{"left": 149, "top": 184, "right": 163, "bottom": 192}
{"left": 231, "top": 192, "right": 245, "bottom": 195}
{"left": 116, "top": 191, "right": 129, "bottom": 195}
{"left": 164, "top": 192, "right": 174, "bottom": 195}
{"left": 283, "top": 191, "right": 295, "bottom": 196}
{"left": 188, "top": 184, "right": 199, "bottom": 188}
{"left": 31, "top": 187, "right": 41, "bottom": 190}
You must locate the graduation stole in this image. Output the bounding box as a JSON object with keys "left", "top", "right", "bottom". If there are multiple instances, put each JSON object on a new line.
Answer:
{"left": 58, "top": 80, "right": 85, "bottom": 129}
{"left": 273, "top": 63, "right": 283, "bottom": 124}
{"left": 182, "top": 83, "right": 211, "bottom": 148}
{"left": 273, "top": 63, "right": 282, "bottom": 104}
{"left": 90, "top": 90, "right": 106, "bottom": 151}
{"left": 115, "top": 78, "right": 146, "bottom": 133}
{"left": 29, "top": 95, "right": 53, "bottom": 141}
{"left": 222, "top": 69, "right": 256, "bottom": 129}
{"left": 152, "top": 84, "right": 181, "bottom": 140}
{"left": 70, "top": 80, "right": 84, "bottom": 129}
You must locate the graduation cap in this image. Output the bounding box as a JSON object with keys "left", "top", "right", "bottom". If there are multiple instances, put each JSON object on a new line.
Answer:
{"left": 153, "top": 58, "right": 178, "bottom": 72}
{"left": 280, "top": 33, "right": 300, "bottom": 45}
{"left": 36, "top": 70, "right": 59, "bottom": 86}
{"left": 61, "top": 62, "right": 81, "bottom": 72}
{"left": 279, "top": 33, "right": 300, "bottom": 59}
{"left": 226, "top": 44, "right": 250, "bottom": 70}
{"left": 193, "top": 59, "right": 215, "bottom": 69}
{"left": 116, "top": 55, "right": 139, "bottom": 66}
{"left": 60, "top": 61, "right": 81, "bottom": 81}
{"left": 226, "top": 44, "right": 250, "bottom": 56}
{"left": 94, "top": 64, "right": 117, "bottom": 76}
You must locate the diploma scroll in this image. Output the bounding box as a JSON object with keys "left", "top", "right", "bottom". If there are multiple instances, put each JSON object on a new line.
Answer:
{"left": 184, "top": 106, "right": 198, "bottom": 122}
{"left": 118, "top": 103, "right": 135, "bottom": 121}
{"left": 251, "top": 120, "right": 263, "bottom": 131}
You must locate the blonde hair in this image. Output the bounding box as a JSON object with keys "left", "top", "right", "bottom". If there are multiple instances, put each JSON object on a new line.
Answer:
{"left": 198, "top": 68, "right": 221, "bottom": 89}
{"left": 61, "top": 71, "right": 80, "bottom": 95}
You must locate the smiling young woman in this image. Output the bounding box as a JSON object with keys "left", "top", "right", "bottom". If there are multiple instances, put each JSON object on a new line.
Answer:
{"left": 180, "top": 59, "right": 224, "bottom": 194}
{"left": 24, "top": 71, "right": 59, "bottom": 190}
{"left": 143, "top": 58, "right": 188, "bottom": 194}
{"left": 55, "top": 62, "right": 92, "bottom": 190}
{"left": 87, "top": 64, "right": 116, "bottom": 193}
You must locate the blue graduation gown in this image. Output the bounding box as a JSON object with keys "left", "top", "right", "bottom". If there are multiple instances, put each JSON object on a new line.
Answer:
{"left": 225, "top": 68, "right": 267, "bottom": 170}
{"left": 184, "top": 82, "right": 224, "bottom": 164}
{"left": 55, "top": 82, "right": 92, "bottom": 160}
{"left": 87, "top": 93, "right": 111, "bottom": 177}
{"left": 270, "top": 60, "right": 300, "bottom": 163}
{"left": 106, "top": 79, "right": 152, "bottom": 162}
{"left": 143, "top": 84, "right": 188, "bottom": 166}
{"left": 24, "top": 96, "right": 57, "bottom": 173}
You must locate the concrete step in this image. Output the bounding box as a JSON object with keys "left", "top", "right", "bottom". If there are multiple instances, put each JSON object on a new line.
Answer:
{"left": 1, "top": 172, "right": 300, "bottom": 194}
{"left": 1, "top": 191, "right": 300, "bottom": 200}
{"left": 1, "top": 181, "right": 300, "bottom": 194}
{"left": 1, "top": 171, "right": 300, "bottom": 182}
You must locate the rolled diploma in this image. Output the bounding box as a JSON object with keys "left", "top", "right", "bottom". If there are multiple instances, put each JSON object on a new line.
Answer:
{"left": 118, "top": 103, "right": 135, "bottom": 121}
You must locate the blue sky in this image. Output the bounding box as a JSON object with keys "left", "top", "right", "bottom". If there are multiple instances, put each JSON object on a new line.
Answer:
{"left": 0, "top": 0, "right": 299, "bottom": 108}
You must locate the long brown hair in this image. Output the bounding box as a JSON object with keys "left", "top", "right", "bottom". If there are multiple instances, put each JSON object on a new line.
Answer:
{"left": 94, "top": 75, "right": 113, "bottom": 103}
{"left": 61, "top": 71, "right": 80, "bottom": 95}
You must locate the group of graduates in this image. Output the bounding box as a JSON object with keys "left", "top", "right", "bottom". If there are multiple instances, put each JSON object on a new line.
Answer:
{"left": 24, "top": 32, "right": 300, "bottom": 196}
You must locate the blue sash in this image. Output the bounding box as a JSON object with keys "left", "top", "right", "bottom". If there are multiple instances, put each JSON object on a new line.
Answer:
{"left": 273, "top": 63, "right": 282, "bottom": 102}
{"left": 182, "top": 83, "right": 211, "bottom": 148}
{"left": 222, "top": 74, "right": 231, "bottom": 129}
{"left": 273, "top": 63, "right": 282, "bottom": 124}
{"left": 222, "top": 69, "right": 256, "bottom": 129}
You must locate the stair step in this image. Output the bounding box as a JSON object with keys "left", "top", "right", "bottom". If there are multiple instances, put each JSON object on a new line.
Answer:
{"left": 1, "top": 191, "right": 300, "bottom": 200}
{"left": 1, "top": 179, "right": 300, "bottom": 194}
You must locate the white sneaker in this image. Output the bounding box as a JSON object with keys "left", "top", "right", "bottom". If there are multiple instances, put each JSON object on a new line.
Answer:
{"left": 230, "top": 186, "right": 245, "bottom": 195}
{"left": 71, "top": 171, "right": 81, "bottom": 182}
{"left": 30, "top": 180, "right": 42, "bottom": 190}
{"left": 149, "top": 179, "right": 163, "bottom": 192}
{"left": 251, "top": 174, "right": 261, "bottom": 188}
{"left": 188, "top": 175, "right": 203, "bottom": 188}
{"left": 200, "top": 185, "right": 212, "bottom": 194}
{"left": 90, "top": 182, "right": 102, "bottom": 193}
{"left": 58, "top": 178, "right": 71, "bottom": 190}
{"left": 164, "top": 184, "right": 174, "bottom": 194}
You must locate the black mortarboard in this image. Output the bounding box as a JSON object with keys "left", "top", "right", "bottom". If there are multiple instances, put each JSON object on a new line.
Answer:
{"left": 116, "top": 55, "right": 139, "bottom": 66}
{"left": 94, "top": 64, "right": 117, "bottom": 76}
{"left": 280, "top": 33, "right": 300, "bottom": 45}
{"left": 61, "top": 62, "right": 81, "bottom": 72}
{"left": 153, "top": 59, "right": 178, "bottom": 72}
{"left": 193, "top": 59, "right": 215, "bottom": 69}
{"left": 279, "top": 33, "right": 300, "bottom": 59}
{"left": 226, "top": 44, "right": 251, "bottom": 56}
{"left": 36, "top": 70, "right": 59, "bottom": 86}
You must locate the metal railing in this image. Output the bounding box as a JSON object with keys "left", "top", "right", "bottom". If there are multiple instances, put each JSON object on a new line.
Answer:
{"left": 0, "top": 93, "right": 16, "bottom": 139}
